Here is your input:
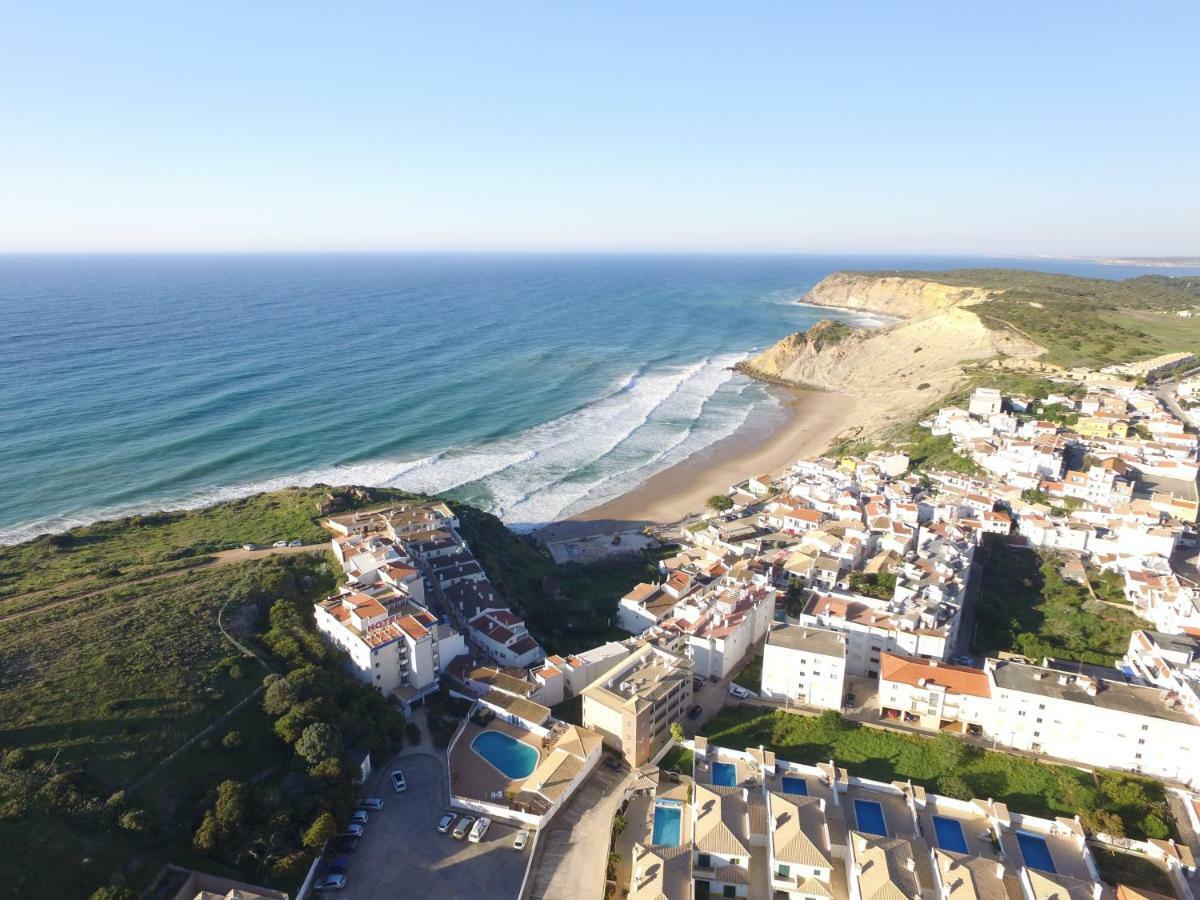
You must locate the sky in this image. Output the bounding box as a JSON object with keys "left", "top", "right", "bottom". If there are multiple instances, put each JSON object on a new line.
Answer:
{"left": 1, "top": 2, "right": 1197, "bottom": 255}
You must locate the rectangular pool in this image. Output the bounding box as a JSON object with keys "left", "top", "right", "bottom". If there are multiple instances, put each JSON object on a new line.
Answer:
{"left": 1016, "top": 832, "right": 1057, "bottom": 873}
{"left": 781, "top": 776, "right": 808, "bottom": 796}
{"left": 853, "top": 798, "right": 888, "bottom": 836}
{"left": 932, "top": 816, "right": 969, "bottom": 854}
{"left": 712, "top": 762, "right": 737, "bottom": 787}
{"left": 651, "top": 799, "right": 683, "bottom": 846}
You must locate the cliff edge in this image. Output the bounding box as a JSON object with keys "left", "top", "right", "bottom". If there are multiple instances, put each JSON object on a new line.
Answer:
{"left": 739, "top": 272, "right": 1046, "bottom": 438}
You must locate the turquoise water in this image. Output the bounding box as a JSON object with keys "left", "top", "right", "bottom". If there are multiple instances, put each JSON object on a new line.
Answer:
{"left": 712, "top": 761, "right": 737, "bottom": 786}
{"left": 932, "top": 816, "right": 969, "bottom": 853}
{"left": 2, "top": 253, "right": 1195, "bottom": 543}
{"left": 471, "top": 731, "right": 538, "bottom": 779}
{"left": 651, "top": 799, "right": 683, "bottom": 846}
{"left": 853, "top": 798, "right": 888, "bottom": 836}
{"left": 1016, "top": 832, "right": 1057, "bottom": 873}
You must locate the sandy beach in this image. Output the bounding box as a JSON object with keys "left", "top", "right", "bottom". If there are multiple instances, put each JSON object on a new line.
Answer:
{"left": 534, "top": 385, "right": 860, "bottom": 543}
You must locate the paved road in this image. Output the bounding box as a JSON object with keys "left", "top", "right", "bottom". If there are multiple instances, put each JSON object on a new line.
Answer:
{"left": 526, "top": 763, "right": 629, "bottom": 900}
{"left": 341, "top": 753, "right": 529, "bottom": 900}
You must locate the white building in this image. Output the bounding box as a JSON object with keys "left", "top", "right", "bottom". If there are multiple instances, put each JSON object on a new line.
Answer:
{"left": 760, "top": 623, "right": 847, "bottom": 709}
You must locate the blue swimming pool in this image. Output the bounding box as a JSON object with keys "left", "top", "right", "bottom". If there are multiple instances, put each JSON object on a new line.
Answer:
{"left": 853, "top": 798, "right": 888, "bottom": 836}
{"left": 471, "top": 731, "right": 539, "bottom": 779}
{"left": 712, "top": 762, "right": 737, "bottom": 786}
{"left": 932, "top": 816, "right": 969, "bottom": 853}
{"left": 651, "top": 800, "right": 683, "bottom": 846}
{"left": 1016, "top": 832, "right": 1057, "bottom": 873}
{"left": 781, "top": 776, "right": 809, "bottom": 796}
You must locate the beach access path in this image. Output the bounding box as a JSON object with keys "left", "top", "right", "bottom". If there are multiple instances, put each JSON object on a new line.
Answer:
{"left": 0, "top": 542, "right": 327, "bottom": 624}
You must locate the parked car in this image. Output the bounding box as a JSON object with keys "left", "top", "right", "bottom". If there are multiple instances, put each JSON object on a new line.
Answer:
{"left": 437, "top": 812, "right": 457, "bottom": 833}
{"left": 513, "top": 829, "right": 530, "bottom": 851}
{"left": 349, "top": 810, "right": 368, "bottom": 825}
{"left": 314, "top": 874, "right": 346, "bottom": 892}
{"left": 687, "top": 704, "right": 703, "bottom": 721}
{"left": 452, "top": 815, "right": 475, "bottom": 839}
{"left": 338, "top": 823, "right": 364, "bottom": 839}
{"left": 468, "top": 816, "right": 492, "bottom": 843}
{"left": 390, "top": 769, "right": 407, "bottom": 792}
{"left": 357, "top": 797, "right": 383, "bottom": 810}
{"left": 288, "top": 539, "right": 304, "bottom": 546}
{"left": 331, "top": 836, "right": 359, "bottom": 854}
{"left": 602, "top": 755, "right": 622, "bottom": 773}
{"left": 692, "top": 676, "right": 704, "bottom": 692}
{"left": 843, "top": 693, "right": 856, "bottom": 708}
{"left": 272, "top": 540, "right": 288, "bottom": 548}
{"left": 324, "top": 856, "right": 350, "bottom": 875}
{"left": 728, "top": 683, "right": 750, "bottom": 699}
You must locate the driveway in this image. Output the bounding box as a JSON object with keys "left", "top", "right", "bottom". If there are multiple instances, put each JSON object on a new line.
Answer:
{"left": 526, "top": 762, "right": 629, "bottom": 900}
{"left": 337, "top": 753, "right": 529, "bottom": 900}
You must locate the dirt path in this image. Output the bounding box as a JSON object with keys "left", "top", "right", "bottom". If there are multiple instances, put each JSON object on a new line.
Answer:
{"left": 0, "top": 543, "right": 327, "bottom": 624}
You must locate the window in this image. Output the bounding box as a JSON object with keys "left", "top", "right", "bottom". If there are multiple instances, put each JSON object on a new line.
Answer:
{"left": 724, "top": 887, "right": 737, "bottom": 899}
{"left": 698, "top": 853, "right": 711, "bottom": 869}
{"left": 778, "top": 864, "right": 791, "bottom": 878}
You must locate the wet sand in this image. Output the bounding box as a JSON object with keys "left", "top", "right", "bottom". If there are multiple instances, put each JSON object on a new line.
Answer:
{"left": 534, "top": 386, "right": 860, "bottom": 542}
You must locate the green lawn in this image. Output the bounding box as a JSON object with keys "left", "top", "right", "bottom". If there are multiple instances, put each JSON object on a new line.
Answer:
{"left": 660, "top": 745, "right": 694, "bottom": 775}
{"left": 733, "top": 654, "right": 763, "bottom": 692}
{"left": 974, "top": 540, "right": 1144, "bottom": 665}
{"left": 1092, "top": 848, "right": 1175, "bottom": 894}
{"left": 700, "top": 706, "right": 1175, "bottom": 840}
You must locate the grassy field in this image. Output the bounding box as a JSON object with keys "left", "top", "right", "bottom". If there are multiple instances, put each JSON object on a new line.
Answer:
{"left": 973, "top": 539, "right": 1144, "bottom": 665}
{"left": 701, "top": 706, "right": 1175, "bottom": 840}
{"left": 857, "top": 268, "right": 1200, "bottom": 368}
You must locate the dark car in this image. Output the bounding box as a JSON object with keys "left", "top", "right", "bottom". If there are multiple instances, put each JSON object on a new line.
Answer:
{"left": 603, "top": 755, "right": 622, "bottom": 773}
{"left": 843, "top": 693, "right": 856, "bottom": 708}
{"left": 325, "top": 856, "right": 351, "bottom": 875}
{"left": 687, "top": 704, "right": 703, "bottom": 720}
{"left": 332, "top": 836, "right": 359, "bottom": 854}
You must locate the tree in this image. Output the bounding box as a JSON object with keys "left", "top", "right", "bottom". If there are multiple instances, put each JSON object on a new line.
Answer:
{"left": 669, "top": 722, "right": 685, "bottom": 744}
{"left": 295, "top": 722, "right": 342, "bottom": 764}
{"left": 303, "top": 811, "right": 337, "bottom": 848}
{"left": 262, "top": 675, "right": 299, "bottom": 716}
{"left": 936, "top": 774, "right": 974, "bottom": 801}
{"left": 931, "top": 732, "right": 970, "bottom": 775}
{"left": 213, "top": 780, "right": 249, "bottom": 830}
{"left": 1083, "top": 808, "right": 1124, "bottom": 838}
{"left": 274, "top": 705, "right": 316, "bottom": 744}
{"left": 222, "top": 730, "right": 243, "bottom": 751}
{"left": 118, "top": 808, "right": 151, "bottom": 833}
{"left": 706, "top": 494, "right": 733, "bottom": 513}
{"left": 405, "top": 722, "right": 422, "bottom": 746}
{"left": 90, "top": 888, "right": 136, "bottom": 900}
{"left": 193, "top": 809, "right": 221, "bottom": 852}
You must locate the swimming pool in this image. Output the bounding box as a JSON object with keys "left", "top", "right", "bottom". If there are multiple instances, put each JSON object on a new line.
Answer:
{"left": 932, "top": 816, "right": 969, "bottom": 853}
{"left": 471, "top": 731, "right": 539, "bottom": 779}
{"left": 651, "top": 799, "right": 683, "bottom": 846}
{"left": 781, "top": 776, "right": 808, "bottom": 796}
{"left": 1016, "top": 832, "right": 1057, "bottom": 873}
{"left": 712, "top": 762, "right": 737, "bottom": 786}
{"left": 853, "top": 798, "right": 888, "bottom": 836}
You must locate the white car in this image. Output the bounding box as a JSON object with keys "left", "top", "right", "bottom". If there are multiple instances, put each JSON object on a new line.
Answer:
{"left": 468, "top": 816, "right": 492, "bottom": 843}
{"left": 358, "top": 797, "right": 383, "bottom": 810}
{"left": 289, "top": 539, "right": 304, "bottom": 547}
{"left": 390, "top": 769, "right": 406, "bottom": 792}
{"left": 350, "top": 810, "right": 368, "bottom": 825}
{"left": 338, "top": 823, "right": 364, "bottom": 839}
{"left": 452, "top": 815, "right": 475, "bottom": 839}
{"left": 513, "top": 829, "right": 530, "bottom": 851}
{"left": 728, "top": 683, "right": 751, "bottom": 699}
{"left": 241, "top": 543, "right": 258, "bottom": 551}
{"left": 314, "top": 874, "right": 346, "bottom": 892}
{"left": 272, "top": 540, "right": 288, "bottom": 548}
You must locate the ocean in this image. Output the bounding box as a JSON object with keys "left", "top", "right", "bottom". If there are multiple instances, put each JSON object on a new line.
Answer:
{"left": 1, "top": 253, "right": 1195, "bottom": 543}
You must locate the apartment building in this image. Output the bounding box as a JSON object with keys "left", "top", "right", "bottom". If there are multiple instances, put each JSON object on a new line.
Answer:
{"left": 760, "top": 623, "right": 847, "bottom": 709}
{"left": 581, "top": 642, "right": 692, "bottom": 767}
{"left": 878, "top": 653, "right": 991, "bottom": 735}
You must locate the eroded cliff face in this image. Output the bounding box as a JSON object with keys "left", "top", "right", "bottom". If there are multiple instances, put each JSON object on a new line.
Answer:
{"left": 803, "top": 272, "right": 998, "bottom": 318}
{"left": 740, "top": 273, "right": 1045, "bottom": 438}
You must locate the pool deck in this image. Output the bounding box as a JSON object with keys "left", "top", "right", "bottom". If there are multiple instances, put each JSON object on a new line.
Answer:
{"left": 1000, "top": 825, "right": 1094, "bottom": 881}
{"left": 845, "top": 784, "right": 917, "bottom": 839}
{"left": 449, "top": 719, "right": 547, "bottom": 804}
{"left": 694, "top": 751, "right": 757, "bottom": 788}
{"left": 918, "top": 799, "right": 1000, "bottom": 858}
{"left": 626, "top": 781, "right": 692, "bottom": 849}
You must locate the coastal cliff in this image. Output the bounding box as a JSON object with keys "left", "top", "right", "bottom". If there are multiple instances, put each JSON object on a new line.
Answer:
{"left": 739, "top": 272, "right": 1045, "bottom": 438}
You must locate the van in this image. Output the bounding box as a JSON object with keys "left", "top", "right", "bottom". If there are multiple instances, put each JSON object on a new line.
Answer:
{"left": 468, "top": 816, "right": 492, "bottom": 843}
{"left": 452, "top": 816, "right": 475, "bottom": 840}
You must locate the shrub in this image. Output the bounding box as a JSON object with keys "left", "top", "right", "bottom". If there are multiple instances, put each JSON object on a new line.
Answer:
{"left": 222, "top": 730, "right": 244, "bottom": 751}
{"left": 405, "top": 722, "right": 422, "bottom": 746}
{"left": 706, "top": 494, "right": 734, "bottom": 512}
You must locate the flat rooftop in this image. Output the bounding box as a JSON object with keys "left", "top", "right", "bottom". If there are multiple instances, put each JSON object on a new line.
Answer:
{"left": 766, "top": 622, "right": 847, "bottom": 658}
{"left": 991, "top": 660, "right": 1197, "bottom": 725}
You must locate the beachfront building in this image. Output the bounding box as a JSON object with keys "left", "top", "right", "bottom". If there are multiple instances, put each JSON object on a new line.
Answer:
{"left": 801, "top": 593, "right": 952, "bottom": 679}
{"left": 581, "top": 642, "right": 693, "bottom": 767}
{"left": 759, "top": 623, "right": 847, "bottom": 709}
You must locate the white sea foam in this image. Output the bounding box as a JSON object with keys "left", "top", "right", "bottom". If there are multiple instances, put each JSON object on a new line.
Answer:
{"left": 0, "top": 356, "right": 763, "bottom": 543}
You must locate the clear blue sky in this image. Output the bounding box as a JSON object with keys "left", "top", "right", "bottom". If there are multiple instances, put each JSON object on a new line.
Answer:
{"left": 2, "top": 2, "right": 1197, "bottom": 254}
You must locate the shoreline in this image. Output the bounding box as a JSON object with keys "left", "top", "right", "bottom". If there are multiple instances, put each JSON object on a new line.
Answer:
{"left": 533, "top": 384, "right": 860, "bottom": 543}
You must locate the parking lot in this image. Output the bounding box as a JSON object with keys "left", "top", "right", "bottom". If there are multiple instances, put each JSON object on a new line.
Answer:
{"left": 327, "top": 753, "right": 530, "bottom": 899}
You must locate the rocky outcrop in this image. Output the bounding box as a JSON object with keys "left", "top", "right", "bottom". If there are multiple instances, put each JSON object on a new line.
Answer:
{"left": 740, "top": 273, "right": 1044, "bottom": 438}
